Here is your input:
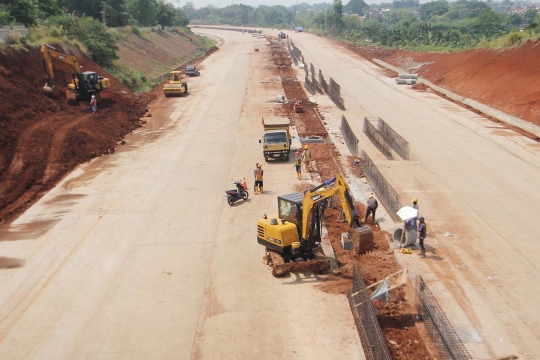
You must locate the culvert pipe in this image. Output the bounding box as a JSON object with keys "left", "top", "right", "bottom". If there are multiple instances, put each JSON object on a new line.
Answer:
{"left": 398, "top": 74, "right": 418, "bottom": 79}
{"left": 393, "top": 227, "right": 417, "bottom": 247}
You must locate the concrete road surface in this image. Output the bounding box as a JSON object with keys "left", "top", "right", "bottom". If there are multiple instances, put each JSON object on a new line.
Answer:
{"left": 0, "top": 30, "right": 363, "bottom": 359}
{"left": 290, "top": 32, "right": 540, "bottom": 358}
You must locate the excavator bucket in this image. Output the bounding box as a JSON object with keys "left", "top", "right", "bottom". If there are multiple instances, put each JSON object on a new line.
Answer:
{"left": 348, "top": 226, "right": 374, "bottom": 255}
{"left": 42, "top": 84, "right": 60, "bottom": 99}
{"left": 265, "top": 247, "right": 331, "bottom": 277}
{"left": 66, "top": 91, "right": 77, "bottom": 105}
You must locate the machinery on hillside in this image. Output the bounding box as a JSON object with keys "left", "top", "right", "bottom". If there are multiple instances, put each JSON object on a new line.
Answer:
{"left": 257, "top": 174, "right": 372, "bottom": 277}
{"left": 163, "top": 71, "right": 188, "bottom": 97}
{"left": 41, "top": 44, "right": 110, "bottom": 104}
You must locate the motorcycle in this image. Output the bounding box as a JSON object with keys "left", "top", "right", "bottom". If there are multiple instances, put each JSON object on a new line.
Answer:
{"left": 226, "top": 181, "right": 249, "bottom": 206}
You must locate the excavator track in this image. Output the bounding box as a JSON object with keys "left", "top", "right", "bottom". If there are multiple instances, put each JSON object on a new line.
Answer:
{"left": 265, "top": 247, "right": 331, "bottom": 277}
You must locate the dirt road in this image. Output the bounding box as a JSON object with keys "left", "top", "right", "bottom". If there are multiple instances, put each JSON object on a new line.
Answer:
{"left": 0, "top": 30, "right": 363, "bottom": 358}
{"left": 290, "top": 33, "right": 540, "bottom": 358}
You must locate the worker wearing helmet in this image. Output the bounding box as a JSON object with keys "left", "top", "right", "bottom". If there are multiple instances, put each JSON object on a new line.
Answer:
{"left": 412, "top": 197, "right": 419, "bottom": 211}
{"left": 90, "top": 95, "right": 97, "bottom": 113}
{"left": 254, "top": 163, "right": 264, "bottom": 194}
{"left": 364, "top": 194, "right": 378, "bottom": 225}
{"left": 301, "top": 145, "right": 311, "bottom": 172}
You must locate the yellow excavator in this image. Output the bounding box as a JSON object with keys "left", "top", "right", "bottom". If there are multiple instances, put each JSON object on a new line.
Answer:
{"left": 41, "top": 44, "right": 110, "bottom": 104}
{"left": 163, "top": 70, "right": 188, "bottom": 97}
{"left": 257, "top": 174, "right": 371, "bottom": 277}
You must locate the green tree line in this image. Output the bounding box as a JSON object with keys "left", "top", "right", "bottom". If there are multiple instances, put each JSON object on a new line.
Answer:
{"left": 184, "top": 0, "right": 540, "bottom": 50}
{"left": 0, "top": 0, "right": 191, "bottom": 67}
{"left": 0, "top": 0, "right": 189, "bottom": 27}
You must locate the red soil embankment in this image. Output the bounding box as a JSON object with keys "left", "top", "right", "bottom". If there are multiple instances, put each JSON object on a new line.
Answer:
{"left": 349, "top": 40, "right": 540, "bottom": 127}
{"left": 0, "top": 44, "right": 152, "bottom": 223}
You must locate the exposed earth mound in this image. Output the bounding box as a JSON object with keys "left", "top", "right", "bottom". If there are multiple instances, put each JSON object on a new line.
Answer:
{"left": 349, "top": 40, "right": 540, "bottom": 127}
{"left": 115, "top": 28, "right": 210, "bottom": 79}
{"left": 0, "top": 44, "right": 152, "bottom": 222}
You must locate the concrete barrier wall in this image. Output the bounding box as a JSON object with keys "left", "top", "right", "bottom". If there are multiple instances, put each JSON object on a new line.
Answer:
{"left": 0, "top": 28, "right": 29, "bottom": 42}
{"left": 373, "top": 59, "right": 540, "bottom": 139}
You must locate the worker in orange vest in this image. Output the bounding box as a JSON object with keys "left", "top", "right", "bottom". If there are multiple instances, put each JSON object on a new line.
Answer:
{"left": 254, "top": 163, "right": 264, "bottom": 194}
{"left": 90, "top": 95, "right": 97, "bottom": 113}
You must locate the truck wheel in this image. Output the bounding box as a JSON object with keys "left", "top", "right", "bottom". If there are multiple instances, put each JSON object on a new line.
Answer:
{"left": 264, "top": 156, "right": 269, "bottom": 162}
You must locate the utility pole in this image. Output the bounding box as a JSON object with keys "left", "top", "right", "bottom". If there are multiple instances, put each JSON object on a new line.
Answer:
{"left": 101, "top": 1, "right": 106, "bottom": 26}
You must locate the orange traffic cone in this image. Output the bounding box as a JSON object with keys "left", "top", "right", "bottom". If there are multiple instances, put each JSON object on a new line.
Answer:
{"left": 243, "top": 177, "right": 247, "bottom": 190}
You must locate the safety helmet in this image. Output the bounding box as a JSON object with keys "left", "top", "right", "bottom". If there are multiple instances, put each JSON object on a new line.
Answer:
{"left": 412, "top": 197, "right": 418, "bottom": 203}
{"left": 91, "top": 95, "right": 95, "bottom": 98}
{"left": 295, "top": 151, "right": 300, "bottom": 156}
{"left": 368, "top": 194, "right": 373, "bottom": 199}
{"left": 257, "top": 164, "right": 262, "bottom": 168}
{"left": 304, "top": 145, "right": 309, "bottom": 150}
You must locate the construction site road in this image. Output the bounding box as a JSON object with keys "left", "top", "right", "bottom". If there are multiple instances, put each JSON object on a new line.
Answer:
{"left": 290, "top": 32, "right": 540, "bottom": 359}
{"left": 0, "top": 29, "right": 363, "bottom": 359}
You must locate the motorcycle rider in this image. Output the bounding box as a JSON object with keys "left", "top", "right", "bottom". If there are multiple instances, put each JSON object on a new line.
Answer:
{"left": 235, "top": 180, "right": 246, "bottom": 198}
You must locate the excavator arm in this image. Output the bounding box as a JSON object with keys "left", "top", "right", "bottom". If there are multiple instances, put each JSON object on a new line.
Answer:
{"left": 301, "top": 174, "right": 360, "bottom": 241}
{"left": 41, "top": 44, "right": 81, "bottom": 98}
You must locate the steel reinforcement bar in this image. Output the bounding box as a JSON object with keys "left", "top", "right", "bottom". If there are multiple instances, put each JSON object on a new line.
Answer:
{"left": 348, "top": 264, "right": 393, "bottom": 360}
{"left": 328, "top": 77, "right": 345, "bottom": 110}
{"left": 319, "top": 69, "right": 328, "bottom": 94}
{"left": 363, "top": 118, "right": 393, "bottom": 160}
{"left": 305, "top": 76, "right": 315, "bottom": 95}
{"left": 360, "top": 151, "right": 404, "bottom": 221}
{"left": 341, "top": 115, "right": 359, "bottom": 156}
{"left": 416, "top": 276, "right": 472, "bottom": 360}
{"left": 377, "top": 119, "right": 410, "bottom": 160}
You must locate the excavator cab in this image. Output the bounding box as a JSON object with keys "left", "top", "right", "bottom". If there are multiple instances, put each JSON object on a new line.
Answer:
{"left": 71, "top": 72, "right": 98, "bottom": 92}
{"left": 256, "top": 194, "right": 301, "bottom": 255}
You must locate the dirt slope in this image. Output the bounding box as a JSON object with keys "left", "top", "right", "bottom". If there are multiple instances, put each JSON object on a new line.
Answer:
{"left": 348, "top": 40, "right": 540, "bottom": 127}
{"left": 115, "top": 29, "right": 208, "bottom": 79}
{"left": 0, "top": 44, "right": 152, "bottom": 223}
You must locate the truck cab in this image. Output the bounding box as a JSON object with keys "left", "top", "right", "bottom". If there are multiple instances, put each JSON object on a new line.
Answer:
{"left": 260, "top": 117, "right": 291, "bottom": 162}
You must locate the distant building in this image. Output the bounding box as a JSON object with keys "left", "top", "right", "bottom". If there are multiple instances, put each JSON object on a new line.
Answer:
{"left": 492, "top": 5, "right": 507, "bottom": 12}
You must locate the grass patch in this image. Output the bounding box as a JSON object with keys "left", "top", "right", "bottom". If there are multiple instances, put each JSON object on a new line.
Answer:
{"left": 197, "top": 35, "right": 216, "bottom": 48}
{"left": 106, "top": 62, "right": 157, "bottom": 92}
{"left": 476, "top": 32, "right": 538, "bottom": 48}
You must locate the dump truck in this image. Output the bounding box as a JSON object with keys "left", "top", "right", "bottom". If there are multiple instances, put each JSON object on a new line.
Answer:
{"left": 163, "top": 71, "right": 188, "bottom": 97}
{"left": 259, "top": 117, "right": 291, "bottom": 162}
{"left": 257, "top": 175, "right": 373, "bottom": 277}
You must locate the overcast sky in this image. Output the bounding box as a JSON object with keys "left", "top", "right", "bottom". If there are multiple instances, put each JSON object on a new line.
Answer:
{"left": 177, "top": 0, "right": 390, "bottom": 9}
